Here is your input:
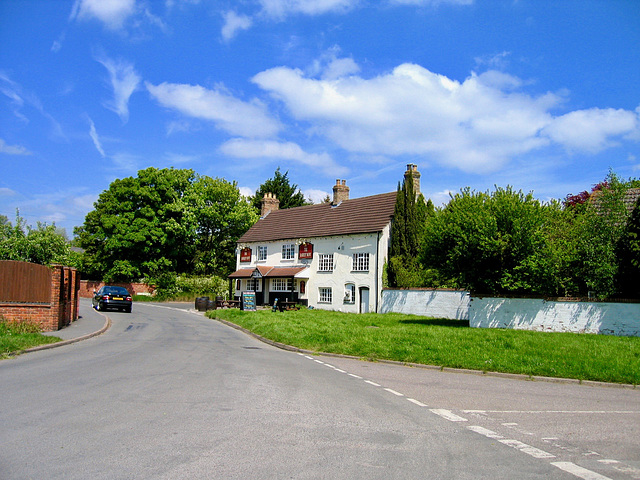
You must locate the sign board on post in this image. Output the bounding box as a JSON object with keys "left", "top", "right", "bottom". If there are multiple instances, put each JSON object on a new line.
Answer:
{"left": 241, "top": 291, "right": 256, "bottom": 311}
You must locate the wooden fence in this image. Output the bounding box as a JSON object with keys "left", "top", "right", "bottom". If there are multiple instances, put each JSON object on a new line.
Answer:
{"left": 0, "top": 260, "right": 51, "bottom": 303}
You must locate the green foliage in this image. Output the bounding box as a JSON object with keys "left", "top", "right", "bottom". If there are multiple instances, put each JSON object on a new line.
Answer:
{"left": 76, "top": 167, "right": 258, "bottom": 282}
{"left": 250, "top": 167, "right": 308, "bottom": 213}
{"left": 388, "top": 171, "right": 429, "bottom": 287}
{"left": 0, "top": 212, "right": 75, "bottom": 266}
{"left": 616, "top": 196, "right": 640, "bottom": 297}
{"left": 421, "top": 186, "right": 552, "bottom": 294}
{"left": 1, "top": 317, "right": 60, "bottom": 359}
{"left": 150, "top": 274, "right": 229, "bottom": 300}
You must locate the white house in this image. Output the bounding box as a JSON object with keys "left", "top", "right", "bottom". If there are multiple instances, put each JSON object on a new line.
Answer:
{"left": 229, "top": 164, "right": 421, "bottom": 313}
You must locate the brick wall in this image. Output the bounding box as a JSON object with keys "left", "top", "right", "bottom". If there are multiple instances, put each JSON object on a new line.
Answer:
{"left": 78, "top": 280, "right": 155, "bottom": 298}
{"left": 0, "top": 263, "right": 80, "bottom": 331}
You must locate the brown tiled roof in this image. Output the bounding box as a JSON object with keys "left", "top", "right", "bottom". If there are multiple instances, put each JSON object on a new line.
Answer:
{"left": 623, "top": 188, "right": 640, "bottom": 213}
{"left": 237, "top": 191, "right": 397, "bottom": 243}
{"left": 229, "top": 266, "right": 309, "bottom": 278}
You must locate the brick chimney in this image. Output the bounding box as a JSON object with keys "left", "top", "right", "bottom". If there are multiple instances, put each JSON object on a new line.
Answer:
{"left": 332, "top": 179, "right": 349, "bottom": 205}
{"left": 404, "top": 164, "right": 421, "bottom": 198}
{"left": 261, "top": 192, "right": 280, "bottom": 217}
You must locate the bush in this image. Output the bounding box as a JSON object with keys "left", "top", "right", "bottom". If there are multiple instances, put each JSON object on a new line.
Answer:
{"left": 149, "top": 274, "right": 229, "bottom": 300}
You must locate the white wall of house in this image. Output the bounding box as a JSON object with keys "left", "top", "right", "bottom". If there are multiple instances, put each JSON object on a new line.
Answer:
{"left": 235, "top": 227, "right": 390, "bottom": 312}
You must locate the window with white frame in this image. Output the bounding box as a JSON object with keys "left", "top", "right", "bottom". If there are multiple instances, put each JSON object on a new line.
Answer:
{"left": 344, "top": 283, "right": 356, "bottom": 303}
{"left": 246, "top": 279, "right": 261, "bottom": 291}
{"left": 319, "top": 287, "right": 332, "bottom": 303}
{"left": 282, "top": 244, "right": 295, "bottom": 260}
{"left": 352, "top": 253, "right": 370, "bottom": 271}
{"left": 318, "top": 253, "right": 334, "bottom": 272}
{"left": 258, "top": 246, "right": 268, "bottom": 261}
{"left": 271, "top": 278, "right": 293, "bottom": 292}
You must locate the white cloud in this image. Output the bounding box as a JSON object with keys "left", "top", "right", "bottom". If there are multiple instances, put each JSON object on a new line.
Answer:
{"left": 146, "top": 81, "right": 281, "bottom": 138}
{"left": 220, "top": 138, "right": 348, "bottom": 176}
{"left": 543, "top": 108, "right": 640, "bottom": 153}
{"left": 238, "top": 186, "right": 254, "bottom": 198}
{"left": 0, "top": 187, "right": 17, "bottom": 196}
{"left": 0, "top": 138, "right": 31, "bottom": 155}
{"left": 88, "top": 118, "right": 106, "bottom": 157}
{"left": 259, "top": 0, "right": 358, "bottom": 18}
{"left": 95, "top": 55, "right": 141, "bottom": 123}
{"left": 221, "top": 11, "right": 253, "bottom": 41}
{"left": 70, "top": 0, "right": 136, "bottom": 30}
{"left": 253, "top": 62, "right": 640, "bottom": 173}
{"left": 303, "top": 188, "right": 330, "bottom": 203}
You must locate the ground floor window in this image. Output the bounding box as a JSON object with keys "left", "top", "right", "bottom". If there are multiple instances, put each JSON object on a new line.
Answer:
{"left": 246, "top": 279, "right": 261, "bottom": 291}
{"left": 271, "top": 278, "right": 293, "bottom": 292}
{"left": 344, "top": 283, "right": 355, "bottom": 303}
{"left": 319, "top": 287, "right": 332, "bottom": 303}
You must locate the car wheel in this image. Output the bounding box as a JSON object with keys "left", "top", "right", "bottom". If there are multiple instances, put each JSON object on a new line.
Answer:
{"left": 125, "top": 306, "right": 132, "bottom": 313}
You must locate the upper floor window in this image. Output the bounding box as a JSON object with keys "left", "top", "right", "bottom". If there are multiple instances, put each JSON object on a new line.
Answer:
{"left": 352, "top": 253, "right": 370, "bottom": 272}
{"left": 282, "top": 244, "right": 295, "bottom": 260}
{"left": 318, "top": 253, "right": 334, "bottom": 272}
{"left": 258, "top": 246, "right": 268, "bottom": 261}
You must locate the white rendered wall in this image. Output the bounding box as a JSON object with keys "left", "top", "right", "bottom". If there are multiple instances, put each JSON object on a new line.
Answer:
{"left": 380, "top": 289, "right": 470, "bottom": 320}
{"left": 469, "top": 297, "right": 640, "bottom": 336}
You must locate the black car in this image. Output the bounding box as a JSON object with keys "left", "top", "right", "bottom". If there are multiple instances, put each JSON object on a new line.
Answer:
{"left": 92, "top": 286, "right": 133, "bottom": 313}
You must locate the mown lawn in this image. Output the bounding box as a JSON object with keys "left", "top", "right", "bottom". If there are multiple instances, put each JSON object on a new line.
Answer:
{"left": 0, "top": 319, "right": 61, "bottom": 359}
{"left": 208, "top": 309, "right": 640, "bottom": 385}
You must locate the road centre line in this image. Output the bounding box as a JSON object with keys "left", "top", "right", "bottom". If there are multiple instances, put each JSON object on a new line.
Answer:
{"left": 365, "top": 380, "right": 381, "bottom": 387}
{"left": 430, "top": 409, "right": 468, "bottom": 422}
{"left": 407, "top": 398, "right": 428, "bottom": 407}
{"left": 384, "top": 388, "right": 404, "bottom": 397}
{"left": 551, "top": 462, "right": 613, "bottom": 480}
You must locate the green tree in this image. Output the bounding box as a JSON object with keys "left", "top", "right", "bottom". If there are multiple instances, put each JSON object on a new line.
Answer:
{"left": 420, "top": 186, "right": 549, "bottom": 293}
{"left": 388, "top": 170, "right": 429, "bottom": 287}
{"left": 616, "top": 196, "right": 640, "bottom": 298}
{"left": 0, "top": 212, "right": 74, "bottom": 266}
{"left": 76, "top": 167, "right": 257, "bottom": 282}
{"left": 250, "top": 167, "right": 308, "bottom": 213}
{"left": 188, "top": 176, "right": 258, "bottom": 276}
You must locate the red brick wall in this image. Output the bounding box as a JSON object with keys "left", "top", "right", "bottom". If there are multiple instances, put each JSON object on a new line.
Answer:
{"left": 79, "top": 280, "right": 155, "bottom": 298}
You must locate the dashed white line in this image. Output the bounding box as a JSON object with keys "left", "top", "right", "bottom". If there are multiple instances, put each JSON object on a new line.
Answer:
{"left": 551, "top": 462, "right": 612, "bottom": 480}
{"left": 384, "top": 388, "right": 404, "bottom": 397}
{"left": 348, "top": 373, "right": 362, "bottom": 379}
{"left": 407, "top": 398, "right": 428, "bottom": 407}
{"left": 364, "top": 380, "right": 381, "bottom": 387}
{"left": 498, "top": 439, "right": 555, "bottom": 459}
{"left": 430, "top": 409, "right": 468, "bottom": 422}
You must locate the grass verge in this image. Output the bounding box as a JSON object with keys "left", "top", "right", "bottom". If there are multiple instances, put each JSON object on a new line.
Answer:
{"left": 0, "top": 319, "right": 61, "bottom": 359}
{"left": 207, "top": 309, "right": 640, "bottom": 385}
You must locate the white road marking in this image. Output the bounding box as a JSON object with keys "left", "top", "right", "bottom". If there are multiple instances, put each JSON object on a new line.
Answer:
{"left": 335, "top": 369, "right": 346, "bottom": 373}
{"left": 498, "top": 439, "right": 555, "bottom": 459}
{"left": 467, "top": 425, "right": 503, "bottom": 439}
{"left": 430, "top": 409, "right": 468, "bottom": 422}
{"left": 348, "top": 373, "right": 362, "bottom": 379}
{"left": 407, "top": 398, "right": 427, "bottom": 407}
{"left": 463, "top": 410, "right": 638, "bottom": 414}
{"left": 384, "top": 388, "right": 404, "bottom": 397}
{"left": 365, "top": 380, "right": 381, "bottom": 387}
{"left": 314, "top": 359, "right": 324, "bottom": 364}
{"left": 551, "top": 462, "right": 613, "bottom": 480}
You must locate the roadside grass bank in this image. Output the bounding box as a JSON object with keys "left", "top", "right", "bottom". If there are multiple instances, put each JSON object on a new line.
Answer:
{"left": 208, "top": 309, "right": 640, "bottom": 385}
{"left": 0, "top": 318, "right": 61, "bottom": 359}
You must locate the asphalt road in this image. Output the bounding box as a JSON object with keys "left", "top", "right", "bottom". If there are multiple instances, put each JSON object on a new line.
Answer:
{"left": 0, "top": 300, "right": 638, "bottom": 479}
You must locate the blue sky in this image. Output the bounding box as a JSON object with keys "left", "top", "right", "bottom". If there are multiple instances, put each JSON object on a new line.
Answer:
{"left": 1, "top": 0, "right": 639, "bottom": 237}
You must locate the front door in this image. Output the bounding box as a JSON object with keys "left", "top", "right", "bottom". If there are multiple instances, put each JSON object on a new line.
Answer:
{"left": 359, "top": 287, "right": 370, "bottom": 313}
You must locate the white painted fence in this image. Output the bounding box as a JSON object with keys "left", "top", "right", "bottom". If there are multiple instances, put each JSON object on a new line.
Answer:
{"left": 380, "top": 289, "right": 640, "bottom": 336}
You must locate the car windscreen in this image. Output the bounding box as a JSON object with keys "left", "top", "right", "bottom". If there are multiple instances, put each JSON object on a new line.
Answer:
{"left": 104, "top": 287, "right": 129, "bottom": 295}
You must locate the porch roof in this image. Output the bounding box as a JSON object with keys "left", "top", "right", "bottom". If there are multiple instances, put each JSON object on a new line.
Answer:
{"left": 229, "top": 266, "right": 309, "bottom": 279}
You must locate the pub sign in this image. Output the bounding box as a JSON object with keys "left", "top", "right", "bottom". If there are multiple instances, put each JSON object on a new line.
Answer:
{"left": 240, "top": 247, "right": 252, "bottom": 263}
{"left": 299, "top": 242, "right": 313, "bottom": 260}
